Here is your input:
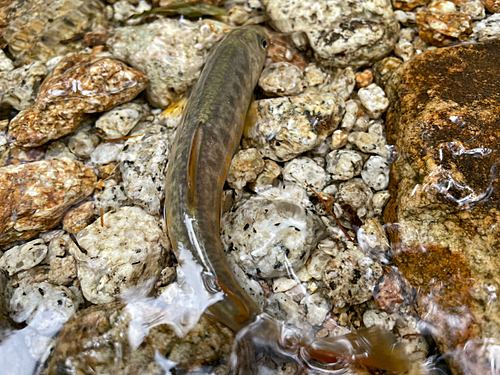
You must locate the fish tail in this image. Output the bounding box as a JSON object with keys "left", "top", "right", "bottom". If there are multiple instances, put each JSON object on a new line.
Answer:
{"left": 235, "top": 315, "right": 411, "bottom": 373}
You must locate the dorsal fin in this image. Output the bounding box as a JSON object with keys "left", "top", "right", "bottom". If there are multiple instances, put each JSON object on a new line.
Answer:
{"left": 186, "top": 122, "right": 204, "bottom": 210}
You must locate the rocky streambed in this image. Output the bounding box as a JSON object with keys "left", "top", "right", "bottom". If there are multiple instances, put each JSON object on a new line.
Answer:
{"left": 0, "top": 0, "right": 499, "bottom": 374}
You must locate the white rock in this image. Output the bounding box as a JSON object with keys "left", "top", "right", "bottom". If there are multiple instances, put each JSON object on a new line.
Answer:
{"left": 305, "top": 63, "right": 325, "bottom": 86}
{"left": 227, "top": 255, "right": 267, "bottom": 310}
{"left": 326, "top": 67, "right": 356, "bottom": 101}
{"left": 91, "top": 142, "right": 125, "bottom": 164}
{"left": 473, "top": 13, "right": 500, "bottom": 41}
{"left": 45, "top": 141, "right": 76, "bottom": 160}
{"left": 337, "top": 178, "right": 374, "bottom": 220}
{"left": 326, "top": 150, "right": 363, "bottom": 181}
{"left": 96, "top": 103, "right": 146, "bottom": 140}
{"left": 306, "top": 248, "right": 333, "bottom": 281}
{"left": 357, "top": 218, "right": 389, "bottom": 256}
{"left": 394, "top": 10, "right": 416, "bottom": 25}
{"left": 323, "top": 242, "right": 383, "bottom": 312}
{"left": 340, "top": 100, "right": 359, "bottom": 132}
{"left": 107, "top": 19, "right": 230, "bottom": 108}
{"left": 273, "top": 277, "right": 298, "bottom": 293}
{"left": 361, "top": 155, "right": 390, "bottom": 190}
{"left": 258, "top": 62, "right": 308, "bottom": 96}
{"left": 94, "top": 180, "right": 130, "bottom": 213}
{"left": 348, "top": 131, "right": 388, "bottom": 157}
{"left": 363, "top": 309, "right": 395, "bottom": 331}
{"left": 249, "top": 159, "right": 281, "bottom": 193}
{"left": 71, "top": 206, "right": 168, "bottom": 304}
{"left": 119, "top": 123, "right": 171, "bottom": 214}
{"left": 357, "top": 83, "right": 389, "bottom": 119}
{"left": 461, "top": 1, "right": 485, "bottom": 20}
{"left": 302, "top": 293, "right": 331, "bottom": 326}
{"left": 262, "top": 0, "right": 399, "bottom": 68}
{"left": 244, "top": 92, "right": 344, "bottom": 161}
{"left": 221, "top": 196, "right": 323, "bottom": 278}
{"left": 0, "top": 50, "right": 14, "bottom": 72}
{"left": 373, "top": 190, "right": 391, "bottom": 216}
{"left": 0, "top": 239, "right": 47, "bottom": 276}
{"left": 9, "top": 282, "right": 77, "bottom": 335}
{"left": 68, "top": 130, "right": 100, "bottom": 159}
{"left": 331, "top": 129, "right": 348, "bottom": 150}
{"left": 227, "top": 148, "right": 265, "bottom": 190}
{"left": 282, "top": 157, "right": 329, "bottom": 195}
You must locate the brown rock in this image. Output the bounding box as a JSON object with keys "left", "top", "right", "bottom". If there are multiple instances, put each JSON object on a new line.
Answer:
{"left": 372, "top": 57, "right": 403, "bottom": 89}
{"left": 8, "top": 52, "right": 147, "bottom": 148}
{"left": 48, "top": 255, "right": 77, "bottom": 285}
{"left": 373, "top": 268, "right": 405, "bottom": 313}
{"left": 392, "top": 0, "right": 430, "bottom": 11}
{"left": 416, "top": 7, "right": 473, "bottom": 47}
{"left": 385, "top": 39, "right": 500, "bottom": 374}
{"left": 47, "top": 302, "right": 234, "bottom": 374}
{"left": 62, "top": 201, "right": 96, "bottom": 234}
{"left": 355, "top": 69, "right": 373, "bottom": 88}
{"left": 0, "top": 158, "right": 96, "bottom": 246}
{"left": 482, "top": 0, "right": 500, "bottom": 12}
{"left": 0, "top": 0, "right": 110, "bottom": 66}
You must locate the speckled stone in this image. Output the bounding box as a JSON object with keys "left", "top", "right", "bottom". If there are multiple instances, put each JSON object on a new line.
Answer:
{"left": 243, "top": 92, "right": 344, "bottom": 162}
{"left": 8, "top": 52, "right": 147, "bottom": 148}
{"left": 107, "top": 18, "right": 230, "bottom": 108}
{"left": 385, "top": 38, "right": 500, "bottom": 374}
{"left": 262, "top": 0, "right": 399, "bottom": 68}
{"left": 0, "top": 158, "right": 96, "bottom": 246}
{"left": 258, "top": 62, "right": 308, "bottom": 96}
{"left": 47, "top": 302, "right": 234, "bottom": 374}
{"left": 221, "top": 194, "right": 324, "bottom": 278}
{"left": 71, "top": 206, "right": 168, "bottom": 304}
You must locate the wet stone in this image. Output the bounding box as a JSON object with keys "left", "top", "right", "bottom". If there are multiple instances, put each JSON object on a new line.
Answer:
{"left": 262, "top": 0, "right": 399, "bottom": 69}
{"left": 8, "top": 52, "right": 147, "bottom": 148}
{"left": 0, "top": 239, "right": 47, "bottom": 276}
{"left": 71, "top": 206, "right": 168, "bottom": 304}
{"left": 9, "top": 282, "right": 78, "bottom": 335}
{"left": 385, "top": 38, "right": 500, "bottom": 372}
{"left": 357, "top": 218, "right": 389, "bottom": 256}
{"left": 0, "top": 158, "right": 96, "bottom": 246}
{"left": 472, "top": 13, "right": 500, "bottom": 41}
{"left": 373, "top": 269, "right": 405, "bottom": 313}
{"left": 48, "top": 256, "right": 77, "bottom": 286}
{"left": 348, "top": 131, "right": 389, "bottom": 157}
{"left": 0, "top": 0, "right": 110, "bottom": 66}
{"left": 258, "top": 62, "right": 308, "bottom": 96}
{"left": 68, "top": 127, "right": 101, "bottom": 159}
{"left": 62, "top": 201, "right": 96, "bottom": 234}
{"left": 45, "top": 141, "right": 76, "bottom": 160}
{"left": 119, "top": 123, "right": 171, "bottom": 214}
{"left": 357, "top": 83, "right": 390, "bottom": 119}
{"left": 282, "top": 157, "right": 330, "bottom": 195}
{"left": 461, "top": 1, "right": 485, "bottom": 20}
{"left": 94, "top": 180, "right": 130, "bottom": 213}
{"left": 47, "top": 302, "right": 234, "bottom": 374}
{"left": 372, "top": 57, "right": 403, "bottom": 89}
{"left": 323, "top": 242, "right": 383, "bottom": 312}
{"left": 91, "top": 141, "right": 126, "bottom": 164}
{"left": 221, "top": 195, "right": 324, "bottom": 278}
{"left": 393, "top": 0, "right": 430, "bottom": 10}
{"left": 0, "top": 61, "right": 47, "bottom": 111}
{"left": 107, "top": 18, "right": 230, "bottom": 108}
{"left": 244, "top": 92, "right": 344, "bottom": 162}
{"left": 326, "top": 150, "right": 364, "bottom": 181}
{"left": 416, "top": 3, "right": 473, "bottom": 46}
{"left": 337, "top": 178, "right": 374, "bottom": 221}
{"left": 227, "top": 148, "right": 265, "bottom": 190}
{"left": 249, "top": 159, "right": 281, "bottom": 193}
{"left": 95, "top": 102, "right": 146, "bottom": 140}
{"left": 361, "top": 155, "right": 390, "bottom": 190}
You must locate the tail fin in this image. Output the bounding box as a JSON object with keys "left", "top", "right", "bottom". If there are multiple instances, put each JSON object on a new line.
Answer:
{"left": 233, "top": 314, "right": 411, "bottom": 373}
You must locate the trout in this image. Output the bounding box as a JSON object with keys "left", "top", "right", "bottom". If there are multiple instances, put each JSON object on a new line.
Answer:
{"left": 164, "top": 26, "right": 411, "bottom": 373}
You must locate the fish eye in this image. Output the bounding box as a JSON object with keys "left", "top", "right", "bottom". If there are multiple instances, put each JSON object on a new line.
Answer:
{"left": 260, "top": 37, "right": 268, "bottom": 49}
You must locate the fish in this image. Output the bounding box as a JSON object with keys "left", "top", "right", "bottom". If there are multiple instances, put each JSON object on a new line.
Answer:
{"left": 164, "top": 26, "right": 411, "bottom": 373}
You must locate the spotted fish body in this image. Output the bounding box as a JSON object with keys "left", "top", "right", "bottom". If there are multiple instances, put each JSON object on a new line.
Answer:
{"left": 164, "top": 26, "right": 268, "bottom": 332}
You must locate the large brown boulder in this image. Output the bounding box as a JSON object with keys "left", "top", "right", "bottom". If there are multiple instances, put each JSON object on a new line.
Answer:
{"left": 385, "top": 38, "right": 500, "bottom": 374}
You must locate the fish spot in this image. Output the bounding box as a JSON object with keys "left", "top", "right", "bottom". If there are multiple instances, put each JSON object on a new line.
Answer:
{"left": 226, "top": 156, "right": 230, "bottom": 164}
{"left": 235, "top": 135, "right": 239, "bottom": 142}
{"left": 239, "top": 113, "right": 243, "bottom": 119}
{"left": 230, "top": 142, "right": 233, "bottom": 149}
{"left": 219, "top": 176, "right": 223, "bottom": 184}
{"left": 223, "top": 168, "right": 227, "bottom": 175}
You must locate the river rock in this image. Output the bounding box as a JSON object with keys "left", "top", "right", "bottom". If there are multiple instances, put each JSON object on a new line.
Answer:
{"left": 46, "top": 302, "right": 234, "bottom": 374}
{"left": 385, "top": 38, "right": 500, "bottom": 374}
{"left": 107, "top": 18, "right": 230, "bottom": 108}
{"left": 262, "top": 0, "right": 399, "bottom": 69}
{"left": 71, "top": 206, "right": 168, "bottom": 304}
{"left": 0, "top": 158, "right": 96, "bottom": 246}
{"left": 0, "top": 0, "right": 110, "bottom": 66}
{"left": 8, "top": 52, "right": 147, "bottom": 148}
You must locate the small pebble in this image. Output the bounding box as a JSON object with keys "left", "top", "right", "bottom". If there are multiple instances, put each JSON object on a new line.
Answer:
{"left": 361, "top": 155, "right": 390, "bottom": 190}
{"left": 95, "top": 103, "right": 145, "bottom": 140}
{"left": 227, "top": 148, "right": 265, "bottom": 190}
{"left": 0, "top": 239, "right": 47, "bottom": 276}
{"left": 258, "top": 62, "right": 308, "bottom": 96}
{"left": 326, "top": 150, "right": 364, "bottom": 181}
{"left": 357, "top": 83, "right": 390, "bottom": 119}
